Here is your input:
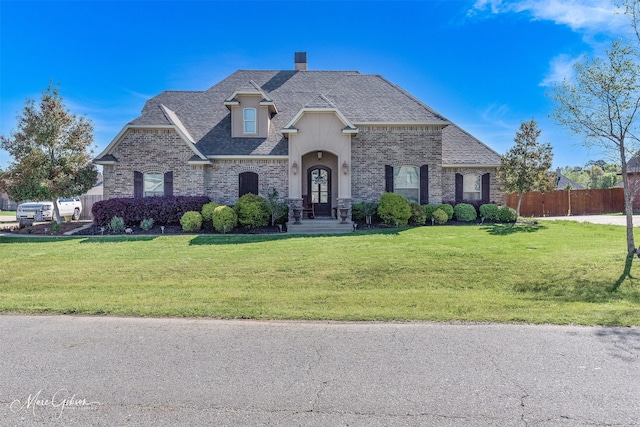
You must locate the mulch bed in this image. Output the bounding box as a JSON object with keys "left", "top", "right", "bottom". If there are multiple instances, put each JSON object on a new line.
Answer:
{"left": 8, "top": 221, "right": 89, "bottom": 235}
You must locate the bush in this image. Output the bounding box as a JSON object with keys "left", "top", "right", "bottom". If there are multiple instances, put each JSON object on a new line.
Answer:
{"left": 432, "top": 208, "right": 449, "bottom": 225}
{"left": 201, "top": 201, "right": 220, "bottom": 229}
{"left": 498, "top": 206, "right": 517, "bottom": 223}
{"left": 212, "top": 205, "right": 237, "bottom": 233}
{"left": 409, "top": 201, "right": 427, "bottom": 225}
{"left": 422, "top": 204, "right": 438, "bottom": 221}
{"left": 352, "top": 201, "right": 379, "bottom": 223}
{"left": 436, "top": 203, "right": 454, "bottom": 220}
{"left": 479, "top": 204, "right": 500, "bottom": 221}
{"left": 454, "top": 203, "right": 477, "bottom": 222}
{"left": 92, "top": 196, "right": 210, "bottom": 226}
{"left": 109, "top": 216, "right": 125, "bottom": 233}
{"left": 377, "top": 192, "right": 412, "bottom": 227}
{"left": 180, "top": 211, "right": 202, "bottom": 232}
{"left": 234, "top": 193, "right": 270, "bottom": 228}
{"left": 140, "top": 218, "right": 154, "bottom": 231}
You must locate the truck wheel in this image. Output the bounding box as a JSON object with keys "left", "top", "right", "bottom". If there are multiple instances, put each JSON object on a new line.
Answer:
{"left": 72, "top": 208, "right": 80, "bottom": 220}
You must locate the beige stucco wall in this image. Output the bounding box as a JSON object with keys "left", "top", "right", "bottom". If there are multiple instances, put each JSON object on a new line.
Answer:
{"left": 287, "top": 111, "right": 352, "bottom": 201}
{"left": 230, "top": 95, "right": 270, "bottom": 138}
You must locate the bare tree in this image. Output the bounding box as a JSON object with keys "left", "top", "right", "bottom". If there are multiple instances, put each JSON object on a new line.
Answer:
{"left": 549, "top": 40, "right": 640, "bottom": 254}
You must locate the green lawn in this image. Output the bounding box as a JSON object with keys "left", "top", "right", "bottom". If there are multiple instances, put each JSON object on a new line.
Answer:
{"left": 1, "top": 221, "right": 639, "bottom": 325}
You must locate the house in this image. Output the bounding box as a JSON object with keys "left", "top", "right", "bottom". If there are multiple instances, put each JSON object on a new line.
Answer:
{"left": 555, "top": 168, "right": 584, "bottom": 190}
{"left": 94, "top": 53, "right": 502, "bottom": 224}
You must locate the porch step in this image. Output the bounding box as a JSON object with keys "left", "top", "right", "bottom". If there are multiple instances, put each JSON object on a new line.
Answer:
{"left": 287, "top": 219, "right": 354, "bottom": 234}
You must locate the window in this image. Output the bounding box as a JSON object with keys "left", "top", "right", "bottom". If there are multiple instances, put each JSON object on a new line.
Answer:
{"left": 456, "top": 173, "right": 490, "bottom": 202}
{"left": 144, "top": 173, "right": 164, "bottom": 197}
{"left": 239, "top": 172, "right": 258, "bottom": 197}
{"left": 134, "top": 171, "right": 173, "bottom": 198}
{"left": 243, "top": 108, "right": 256, "bottom": 134}
{"left": 394, "top": 165, "right": 420, "bottom": 203}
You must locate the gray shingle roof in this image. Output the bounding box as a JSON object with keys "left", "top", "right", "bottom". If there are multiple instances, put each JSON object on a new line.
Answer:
{"left": 126, "top": 69, "right": 497, "bottom": 162}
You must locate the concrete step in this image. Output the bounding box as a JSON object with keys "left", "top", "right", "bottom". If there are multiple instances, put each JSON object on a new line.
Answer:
{"left": 287, "top": 219, "right": 354, "bottom": 234}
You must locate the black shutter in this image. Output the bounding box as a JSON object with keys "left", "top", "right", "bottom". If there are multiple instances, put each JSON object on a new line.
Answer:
{"left": 385, "top": 165, "right": 394, "bottom": 193}
{"left": 482, "top": 173, "right": 490, "bottom": 202}
{"left": 134, "top": 171, "right": 143, "bottom": 198}
{"left": 164, "top": 171, "right": 173, "bottom": 196}
{"left": 420, "top": 165, "right": 429, "bottom": 205}
{"left": 455, "top": 173, "right": 463, "bottom": 202}
{"left": 239, "top": 172, "right": 259, "bottom": 197}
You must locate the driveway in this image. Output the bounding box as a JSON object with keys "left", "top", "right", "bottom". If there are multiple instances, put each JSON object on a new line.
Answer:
{"left": 1, "top": 316, "right": 638, "bottom": 426}
{"left": 536, "top": 214, "right": 640, "bottom": 226}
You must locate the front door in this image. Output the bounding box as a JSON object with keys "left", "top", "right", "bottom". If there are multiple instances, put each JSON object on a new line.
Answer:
{"left": 308, "top": 166, "right": 331, "bottom": 217}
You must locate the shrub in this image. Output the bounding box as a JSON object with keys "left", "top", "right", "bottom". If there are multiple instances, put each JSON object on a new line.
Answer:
{"left": 409, "top": 201, "right": 427, "bottom": 225}
{"left": 92, "top": 196, "right": 210, "bottom": 226}
{"left": 454, "top": 203, "right": 477, "bottom": 222}
{"left": 264, "top": 188, "right": 288, "bottom": 226}
{"left": 432, "top": 208, "right": 449, "bottom": 225}
{"left": 352, "top": 201, "right": 379, "bottom": 223}
{"left": 479, "top": 204, "right": 500, "bottom": 221}
{"left": 50, "top": 223, "right": 61, "bottom": 233}
{"left": 201, "top": 201, "right": 220, "bottom": 229}
{"left": 377, "top": 192, "right": 412, "bottom": 227}
{"left": 109, "top": 216, "right": 125, "bottom": 233}
{"left": 180, "top": 211, "right": 202, "bottom": 232}
{"left": 140, "top": 218, "right": 154, "bottom": 231}
{"left": 498, "top": 206, "right": 517, "bottom": 223}
{"left": 234, "top": 193, "right": 270, "bottom": 228}
{"left": 436, "top": 203, "right": 454, "bottom": 220}
{"left": 212, "top": 205, "right": 237, "bottom": 233}
{"left": 422, "top": 204, "right": 438, "bottom": 221}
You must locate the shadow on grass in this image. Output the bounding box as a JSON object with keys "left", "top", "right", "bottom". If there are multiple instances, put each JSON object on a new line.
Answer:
{"left": 189, "top": 228, "right": 403, "bottom": 246}
{"left": 78, "top": 235, "right": 159, "bottom": 243}
{"left": 611, "top": 253, "right": 635, "bottom": 292}
{"left": 481, "top": 223, "right": 547, "bottom": 236}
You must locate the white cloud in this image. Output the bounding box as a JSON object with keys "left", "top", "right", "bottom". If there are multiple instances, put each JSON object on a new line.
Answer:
{"left": 471, "top": 0, "right": 627, "bottom": 35}
{"left": 540, "top": 53, "right": 582, "bottom": 86}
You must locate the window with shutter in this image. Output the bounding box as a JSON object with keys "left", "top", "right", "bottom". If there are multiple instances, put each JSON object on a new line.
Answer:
{"left": 420, "top": 165, "right": 429, "bottom": 204}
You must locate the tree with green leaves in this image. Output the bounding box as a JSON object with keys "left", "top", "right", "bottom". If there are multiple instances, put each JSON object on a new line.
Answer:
{"left": 0, "top": 83, "right": 97, "bottom": 223}
{"left": 548, "top": 39, "right": 640, "bottom": 255}
{"left": 498, "top": 119, "right": 554, "bottom": 218}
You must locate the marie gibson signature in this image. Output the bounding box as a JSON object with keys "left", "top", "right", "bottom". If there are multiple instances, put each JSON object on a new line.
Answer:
{"left": 10, "top": 389, "right": 100, "bottom": 418}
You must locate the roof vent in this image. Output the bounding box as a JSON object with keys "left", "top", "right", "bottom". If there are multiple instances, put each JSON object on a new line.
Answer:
{"left": 294, "top": 52, "right": 307, "bottom": 71}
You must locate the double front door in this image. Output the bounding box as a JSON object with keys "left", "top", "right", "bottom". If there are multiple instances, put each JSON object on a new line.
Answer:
{"left": 308, "top": 166, "right": 331, "bottom": 217}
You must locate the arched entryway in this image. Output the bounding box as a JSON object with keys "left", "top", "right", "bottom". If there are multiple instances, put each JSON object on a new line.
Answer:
{"left": 307, "top": 165, "right": 331, "bottom": 217}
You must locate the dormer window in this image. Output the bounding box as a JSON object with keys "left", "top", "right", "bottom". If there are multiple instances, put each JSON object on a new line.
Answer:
{"left": 243, "top": 108, "right": 257, "bottom": 134}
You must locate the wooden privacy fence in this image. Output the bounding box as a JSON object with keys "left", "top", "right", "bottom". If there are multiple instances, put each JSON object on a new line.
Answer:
{"left": 506, "top": 188, "right": 625, "bottom": 217}
{"left": 79, "top": 194, "right": 102, "bottom": 221}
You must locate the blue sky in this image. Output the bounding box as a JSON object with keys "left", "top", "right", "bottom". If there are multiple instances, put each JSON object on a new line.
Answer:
{"left": 0, "top": 0, "right": 632, "bottom": 170}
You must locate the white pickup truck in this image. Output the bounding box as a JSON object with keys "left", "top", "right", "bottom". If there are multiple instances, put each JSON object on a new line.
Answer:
{"left": 16, "top": 197, "right": 82, "bottom": 226}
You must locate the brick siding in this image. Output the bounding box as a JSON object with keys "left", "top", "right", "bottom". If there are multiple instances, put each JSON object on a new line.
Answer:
{"left": 351, "top": 125, "right": 443, "bottom": 204}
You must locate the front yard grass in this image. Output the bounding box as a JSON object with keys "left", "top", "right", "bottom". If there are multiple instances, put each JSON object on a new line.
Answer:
{"left": 1, "top": 221, "right": 639, "bottom": 325}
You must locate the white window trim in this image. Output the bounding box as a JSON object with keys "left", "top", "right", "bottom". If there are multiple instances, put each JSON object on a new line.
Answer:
{"left": 243, "top": 108, "right": 257, "bottom": 134}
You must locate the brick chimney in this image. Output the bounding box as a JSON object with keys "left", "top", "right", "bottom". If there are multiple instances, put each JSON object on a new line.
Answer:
{"left": 294, "top": 52, "right": 307, "bottom": 71}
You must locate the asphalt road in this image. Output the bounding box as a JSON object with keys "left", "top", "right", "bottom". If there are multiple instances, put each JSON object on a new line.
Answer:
{"left": 1, "top": 316, "right": 639, "bottom": 426}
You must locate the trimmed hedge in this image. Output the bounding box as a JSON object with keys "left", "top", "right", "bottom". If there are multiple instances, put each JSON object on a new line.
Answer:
{"left": 422, "top": 204, "right": 438, "bottom": 221}
{"left": 479, "top": 204, "right": 500, "bottom": 221}
{"left": 234, "top": 193, "right": 270, "bottom": 228}
{"left": 212, "top": 205, "right": 237, "bottom": 233}
{"left": 498, "top": 206, "right": 517, "bottom": 223}
{"left": 409, "top": 201, "right": 427, "bottom": 225}
{"left": 377, "top": 192, "right": 412, "bottom": 227}
{"left": 92, "top": 196, "right": 210, "bottom": 226}
{"left": 453, "top": 203, "right": 477, "bottom": 222}
{"left": 432, "top": 208, "right": 448, "bottom": 225}
{"left": 201, "top": 201, "right": 220, "bottom": 229}
{"left": 436, "top": 203, "right": 454, "bottom": 220}
{"left": 180, "top": 211, "right": 202, "bottom": 232}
